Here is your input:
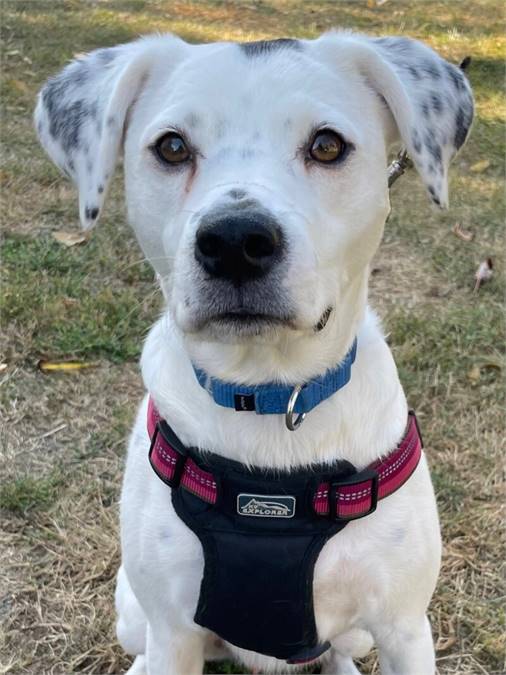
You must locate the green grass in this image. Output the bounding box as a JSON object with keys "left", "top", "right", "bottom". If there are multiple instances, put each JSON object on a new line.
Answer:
{"left": 0, "top": 1, "right": 504, "bottom": 674}
{"left": 1, "top": 229, "right": 159, "bottom": 361}
{"left": 0, "top": 472, "right": 63, "bottom": 514}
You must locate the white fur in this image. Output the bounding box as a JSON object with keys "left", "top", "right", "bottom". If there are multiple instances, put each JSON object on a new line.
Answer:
{"left": 36, "top": 30, "right": 474, "bottom": 675}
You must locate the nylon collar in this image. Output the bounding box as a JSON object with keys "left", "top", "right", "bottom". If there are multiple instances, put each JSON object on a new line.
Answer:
{"left": 192, "top": 338, "right": 357, "bottom": 416}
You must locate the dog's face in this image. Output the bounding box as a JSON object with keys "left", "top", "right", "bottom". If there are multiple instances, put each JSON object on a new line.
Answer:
{"left": 36, "top": 34, "right": 473, "bottom": 343}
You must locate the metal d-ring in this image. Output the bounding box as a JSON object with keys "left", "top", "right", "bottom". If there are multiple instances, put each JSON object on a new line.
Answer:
{"left": 285, "top": 385, "right": 306, "bottom": 431}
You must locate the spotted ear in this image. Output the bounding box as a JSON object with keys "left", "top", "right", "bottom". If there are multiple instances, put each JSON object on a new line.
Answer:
{"left": 313, "top": 32, "right": 474, "bottom": 208}
{"left": 35, "top": 35, "right": 187, "bottom": 229}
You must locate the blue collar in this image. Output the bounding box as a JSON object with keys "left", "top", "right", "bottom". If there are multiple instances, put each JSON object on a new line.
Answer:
{"left": 193, "top": 338, "right": 357, "bottom": 415}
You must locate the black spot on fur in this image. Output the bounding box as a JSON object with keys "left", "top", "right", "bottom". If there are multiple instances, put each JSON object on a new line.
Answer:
{"left": 239, "top": 38, "right": 302, "bottom": 57}
{"left": 424, "top": 132, "right": 442, "bottom": 163}
{"left": 427, "top": 185, "right": 440, "bottom": 205}
{"left": 43, "top": 84, "right": 88, "bottom": 152}
{"left": 89, "top": 101, "right": 98, "bottom": 120}
{"left": 412, "top": 128, "right": 422, "bottom": 154}
{"left": 71, "top": 64, "right": 89, "bottom": 85}
{"left": 374, "top": 37, "right": 412, "bottom": 51}
{"left": 420, "top": 60, "right": 441, "bottom": 80}
{"left": 98, "top": 184, "right": 104, "bottom": 194}
{"left": 228, "top": 189, "right": 247, "bottom": 200}
{"left": 95, "top": 48, "right": 117, "bottom": 64}
{"left": 408, "top": 65, "right": 421, "bottom": 79}
{"left": 421, "top": 102, "right": 430, "bottom": 118}
{"left": 445, "top": 63, "right": 465, "bottom": 91}
{"left": 41, "top": 61, "right": 97, "bottom": 153}
{"left": 85, "top": 206, "right": 99, "bottom": 220}
{"left": 431, "top": 93, "right": 443, "bottom": 114}
{"left": 454, "top": 107, "right": 469, "bottom": 149}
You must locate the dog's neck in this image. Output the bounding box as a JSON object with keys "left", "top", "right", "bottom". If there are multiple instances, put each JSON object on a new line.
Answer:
{"left": 183, "top": 275, "right": 367, "bottom": 386}
{"left": 141, "top": 287, "right": 408, "bottom": 470}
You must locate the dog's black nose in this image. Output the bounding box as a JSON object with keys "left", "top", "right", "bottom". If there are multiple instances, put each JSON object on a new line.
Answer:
{"left": 195, "top": 212, "right": 283, "bottom": 283}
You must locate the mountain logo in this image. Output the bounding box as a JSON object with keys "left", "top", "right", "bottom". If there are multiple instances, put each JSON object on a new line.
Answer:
{"left": 237, "top": 494, "right": 296, "bottom": 518}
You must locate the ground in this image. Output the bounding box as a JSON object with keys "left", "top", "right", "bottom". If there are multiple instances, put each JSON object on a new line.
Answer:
{"left": 0, "top": 1, "right": 504, "bottom": 673}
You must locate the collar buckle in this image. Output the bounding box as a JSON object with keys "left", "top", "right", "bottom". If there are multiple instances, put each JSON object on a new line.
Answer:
{"left": 329, "top": 468, "right": 379, "bottom": 521}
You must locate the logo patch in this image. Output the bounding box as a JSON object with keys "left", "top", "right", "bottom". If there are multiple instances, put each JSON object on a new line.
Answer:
{"left": 237, "top": 494, "right": 296, "bottom": 518}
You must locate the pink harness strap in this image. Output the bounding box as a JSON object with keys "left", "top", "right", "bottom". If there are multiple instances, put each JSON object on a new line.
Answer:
{"left": 147, "top": 398, "right": 422, "bottom": 520}
{"left": 312, "top": 413, "right": 422, "bottom": 518}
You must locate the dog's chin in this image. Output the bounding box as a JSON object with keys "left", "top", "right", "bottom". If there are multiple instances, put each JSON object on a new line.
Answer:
{"left": 184, "top": 311, "right": 296, "bottom": 342}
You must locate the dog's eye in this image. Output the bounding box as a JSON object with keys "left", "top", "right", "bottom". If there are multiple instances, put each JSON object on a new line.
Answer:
{"left": 154, "top": 133, "right": 191, "bottom": 164}
{"left": 309, "top": 130, "right": 346, "bottom": 163}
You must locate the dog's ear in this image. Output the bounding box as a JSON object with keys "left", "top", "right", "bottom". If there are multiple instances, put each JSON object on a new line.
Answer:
{"left": 311, "top": 33, "right": 474, "bottom": 208}
{"left": 35, "top": 35, "right": 187, "bottom": 229}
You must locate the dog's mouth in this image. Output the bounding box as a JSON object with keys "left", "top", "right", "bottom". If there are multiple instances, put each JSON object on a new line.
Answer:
{"left": 216, "top": 310, "right": 289, "bottom": 324}
{"left": 189, "top": 306, "right": 332, "bottom": 339}
{"left": 207, "top": 310, "right": 295, "bottom": 335}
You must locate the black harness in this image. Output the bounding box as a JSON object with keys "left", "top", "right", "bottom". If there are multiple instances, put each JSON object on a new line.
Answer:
{"left": 148, "top": 406, "right": 422, "bottom": 664}
{"left": 171, "top": 448, "right": 355, "bottom": 663}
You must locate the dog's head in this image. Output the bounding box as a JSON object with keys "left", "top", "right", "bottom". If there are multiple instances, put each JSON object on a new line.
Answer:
{"left": 35, "top": 33, "right": 473, "bottom": 343}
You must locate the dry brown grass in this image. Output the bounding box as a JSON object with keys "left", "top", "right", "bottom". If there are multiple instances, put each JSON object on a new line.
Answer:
{"left": 1, "top": 1, "right": 504, "bottom": 674}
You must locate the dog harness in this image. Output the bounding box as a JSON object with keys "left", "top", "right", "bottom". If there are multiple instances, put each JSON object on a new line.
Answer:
{"left": 147, "top": 399, "right": 423, "bottom": 663}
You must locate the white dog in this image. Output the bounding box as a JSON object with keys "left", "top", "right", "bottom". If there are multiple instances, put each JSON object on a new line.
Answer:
{"left": 35, "top": 31, "right": 473, "bottom": 675}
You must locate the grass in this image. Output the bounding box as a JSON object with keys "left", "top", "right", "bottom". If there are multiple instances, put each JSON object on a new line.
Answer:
{"left": 0, "top": 0, "right": 505, "bottom": 673}
{"left": 0, "top": 472, "right": 63, "bottom": 515}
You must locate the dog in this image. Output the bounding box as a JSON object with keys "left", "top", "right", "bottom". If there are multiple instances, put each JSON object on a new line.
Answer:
{"left": 35, "top": 30, "right": 473, "bottom": 675}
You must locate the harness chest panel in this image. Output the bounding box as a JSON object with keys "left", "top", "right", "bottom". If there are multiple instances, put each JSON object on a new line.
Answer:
{"left": 171, "top": 455, "right": 354, "bottom": 662}
{"left": 147, "top": 403, "right": 422, "bottom": 663}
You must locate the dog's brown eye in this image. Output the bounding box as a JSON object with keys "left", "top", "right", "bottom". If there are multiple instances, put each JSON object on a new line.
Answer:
{"left": 155, "top": 133, "right": 191, "bottom": 164}
{"left": 309, "top": 130, "right": 345, "bottom": 163}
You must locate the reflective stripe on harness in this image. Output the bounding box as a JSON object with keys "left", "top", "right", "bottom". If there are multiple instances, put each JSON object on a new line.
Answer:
{"left": 148, "top": 397, "right": 422, "bottom": 521}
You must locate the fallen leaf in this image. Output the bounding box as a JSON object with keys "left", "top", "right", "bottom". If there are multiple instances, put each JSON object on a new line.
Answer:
{"left": 473, "top": 258, "right": 493, "bottom": 292}
{"left": 62, "top": 297, "right": 79, "bottom": 308}
{"left": 470, "top": 159, "right": 491, "bottom": 173}
{"left": 38, "top": 360, "right": 98, "bottom": 373}
{"left": 0, "top": 363, "right": 7, "bottom": 373}
{"left": 52, "top": 230, "right": 89, "bottom": 247}
{"left": 452, "top": 222, "right": 474, "bottom": 242}
{"left": 467, "top": 365, "right": 481, "bottom": 382}
{"left": 479, "top": 355, "right": 504, "bottom": 371}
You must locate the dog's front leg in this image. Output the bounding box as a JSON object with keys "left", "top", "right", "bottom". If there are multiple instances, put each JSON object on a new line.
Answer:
{"left": 146, "top": 622, "right": 205, "bottom": 675}
{"left": 374, "top": 614, "right": 435, "bottom": 675}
